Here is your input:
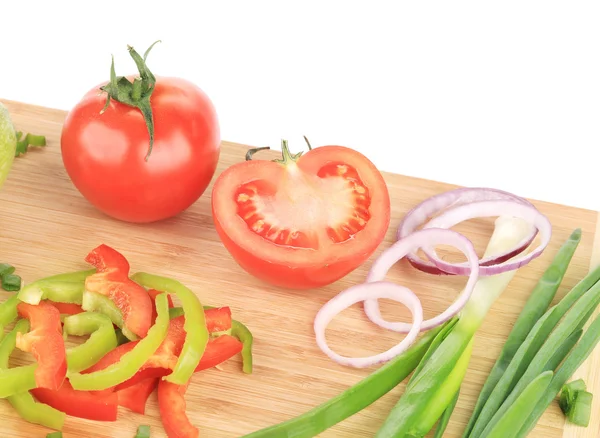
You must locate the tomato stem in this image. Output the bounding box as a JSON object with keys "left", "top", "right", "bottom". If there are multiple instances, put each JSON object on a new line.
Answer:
{"left": 273, "top": 139, "right": 303, "bottom": 165}
{"left": 303, "top": 135, "right": 313, "bottom": 150}
{"left": 99, "top": 40, "right": 161, "bottom": 161}
{"left": 245, "top": 146, "right": 270, "bottom": 161}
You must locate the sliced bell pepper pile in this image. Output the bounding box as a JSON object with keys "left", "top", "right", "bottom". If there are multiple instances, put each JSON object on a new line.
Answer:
{"left": 16, "top": 301, "right": 67, "bottom": 391}
{"left": 0, "top": 245, "right": 253, "bottom": 437}
{"left": 84, "top": 244, "right": 154, "bottom": 339}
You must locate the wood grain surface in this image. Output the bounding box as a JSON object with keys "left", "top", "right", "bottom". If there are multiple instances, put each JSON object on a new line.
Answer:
{"left": 0, "top": 99, "right": 599, "bottom": 438}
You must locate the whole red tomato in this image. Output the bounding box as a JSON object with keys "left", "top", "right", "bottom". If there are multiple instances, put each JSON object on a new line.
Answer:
{"left": 61, "top": 44, "right": 220, "bottom": 223}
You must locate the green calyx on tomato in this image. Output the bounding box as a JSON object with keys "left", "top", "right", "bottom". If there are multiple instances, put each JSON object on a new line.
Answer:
{"left": 212, "top": 138, "right": 391, "bottom": 290}
{"left": 99, "top": 41, "right": 160, "bottom": 161}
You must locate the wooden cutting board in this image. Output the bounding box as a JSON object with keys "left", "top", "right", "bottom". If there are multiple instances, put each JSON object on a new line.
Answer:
{"left": 1, "top": 98, "right": 599, "bottom": 438}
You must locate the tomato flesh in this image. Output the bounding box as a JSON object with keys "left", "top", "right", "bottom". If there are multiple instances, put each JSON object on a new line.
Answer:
{"left": 212, "top": 145, "right": 390, "bottom": 289}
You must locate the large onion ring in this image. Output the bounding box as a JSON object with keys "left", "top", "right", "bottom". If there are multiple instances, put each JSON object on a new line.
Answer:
{"left": 314, "top": 281, "right": 423, "bottom": 368}
{"left": 420, "top": 200, "right": 552, "bottom": 276}
{"left": 364, "top": 228, "right": 480, "bottom": 333}
{"left": 397, "top": 188, "right": 538, "bottom": 275}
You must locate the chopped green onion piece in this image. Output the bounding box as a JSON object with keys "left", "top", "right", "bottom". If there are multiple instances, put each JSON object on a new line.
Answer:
{"left": 2, "top": 274, "right": 21, "bottom": 291}
{"left": 14, "top": 132, "right": 47, "bottom": 157}
{"left": 46, "top": 432, "right": 63, "bottom": 438}
{"left": 559, "top": 379, "right": 587, "bottom": 414}
{"left": 0, "top": 263, "right": 15, "bottom": 277}
{"left": 135, "top": 425, "right": 151, "bottom": 438}
{"left": 569, "top": 391, "right": 593, "bottom": 427}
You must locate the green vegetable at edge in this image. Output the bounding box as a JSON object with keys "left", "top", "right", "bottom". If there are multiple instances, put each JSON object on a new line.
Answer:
{"left": 0, "top": 319, "right": 65, "bottom": 430}
{"left": 131, "top": 272, "right": 209, "bottom": 385}
{"left": 242, "top": 320, "right": 452, "bottom": 438}
{"left": 559, "top": 379, "right": 586, "bottom": 414}
{"left": 68, "top": 293, "right": 169, "bottom": 390}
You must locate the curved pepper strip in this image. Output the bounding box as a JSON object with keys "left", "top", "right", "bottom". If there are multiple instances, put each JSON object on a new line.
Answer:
{"left": 17, "top": 269, "right": 95, "bottom": 305}
{"left": 31, "top": 379, "right": 118, "bottom": 422}
{"left": 203, "top": 305, "right": 254, "bottom": 374}
{"left": 82, "top": 291, "right": 135, "bottom": 339}
{"left": 63, "top": 312, "right": 118, "bottom": 373}
{"left": 131, "top": 272, "right": 208, "bottom": 385}
{"left": 68, "top": 293, "right": 170, "bottom": 391}
{"left": 158, "top": 380, "right": 199, "bottom": 438}
{"left": 16, "top": 301, "right": 67, "bottom": 390}
{"left": 0, "top": 319, "right": 65, "bottom": 430}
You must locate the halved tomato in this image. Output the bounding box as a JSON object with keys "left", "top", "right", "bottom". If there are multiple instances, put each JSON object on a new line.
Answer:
{"left": 211, "top": 141, "right": 391, "bottom": 289}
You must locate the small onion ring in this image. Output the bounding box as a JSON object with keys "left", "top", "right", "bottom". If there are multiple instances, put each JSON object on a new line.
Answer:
{"left": 421, "top": 200, "right": 552, "bottom": 276}
{"left": 364, "top": 228, "right": 480, "bottom": 333}
{"left": 314, "top": 281, "right": 423, "bottom": 368}
{"left": 397, "top": 188, "right": 538, "bottom": 275}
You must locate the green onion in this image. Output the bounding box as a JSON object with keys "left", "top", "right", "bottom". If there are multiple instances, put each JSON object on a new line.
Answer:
{"left": 484, "top": 370, "right": 554, "bottom": 438}
{"left": 242, "top": 321, "right": 449, "bottom": 438}
{"left": 433, "top": 387, "right": 460, "bottom": 438}
{"left": 375, "top": 216, "right": 541, "bottom": 437}
{"left": 46, "top": 432, "right": 63, "bottom": 438}
{"left": 2, "top": 274, "right": 21, "bottom": 291}
{"left": 462, "top": 228, "right": 582, "bottom": 437}
{"left": 135, "top": 425, "right": 151, "bottom": 438}
{"left": 517, "top": 312, "right": 600, "bottom": 436}
{"left": 478, "top": 276, "right": 600, "bottom": 437}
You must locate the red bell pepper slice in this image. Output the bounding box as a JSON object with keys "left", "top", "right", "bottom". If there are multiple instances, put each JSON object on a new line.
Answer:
{"left": 193, "top": 335, "right": 243, "bottom": 372}
{"left": 84, "top": 244, "right": 153, "bottom": 338}
{"left": 31, "top": 379, "right": 118, "bottom": 421}
{"left": 205, "top": 307, "right": 232, "bottom": 333}
{"left": 49, "top": 301, "right": 84, "bottom": 316}
{"left": 148, "top": 289, "right": 174, "bottom": 323}
{"left": 158, "top": 380, "right": 199, "bottom": 438}
{"left": 16, "top": 301, "right": 67, "bottom": 390}
{"left": 117, "top": 377, "right": 158, "bottom": 415}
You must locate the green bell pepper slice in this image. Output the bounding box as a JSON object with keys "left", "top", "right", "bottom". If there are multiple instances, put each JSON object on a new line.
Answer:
{"left": 131, "top": 272, "right": 208, "bottom": 385}
{"left": 17, "top": 269, "right": 95, "bottom": 305}
{"left": 0, "top": 295, "right": 19, "bottom": 326}
{"left": 0, "top": 319, "right": 65, "bottom": 430}
{"left": 68, "top": 293, "right": 170, "bottom": 391}
{"left": 63, "top": 312, "right": 118, "bottom": 373}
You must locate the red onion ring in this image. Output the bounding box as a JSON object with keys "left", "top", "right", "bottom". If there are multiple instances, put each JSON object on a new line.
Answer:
{"left": 397, "top": 188, "right": 538, "bottom": 275}
{"left": 419, "top": 200, "right": 551, "bottom": 276}
{"left": 314, "top": 281, "right": 423, "bottom": 368}
{"left": 364, "top": 228, "right": 480, "bottom": 333}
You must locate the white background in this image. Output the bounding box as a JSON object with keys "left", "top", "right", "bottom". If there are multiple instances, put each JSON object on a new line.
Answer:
{"left": 1, "top": 1, "right": 599, "bottom": 210}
